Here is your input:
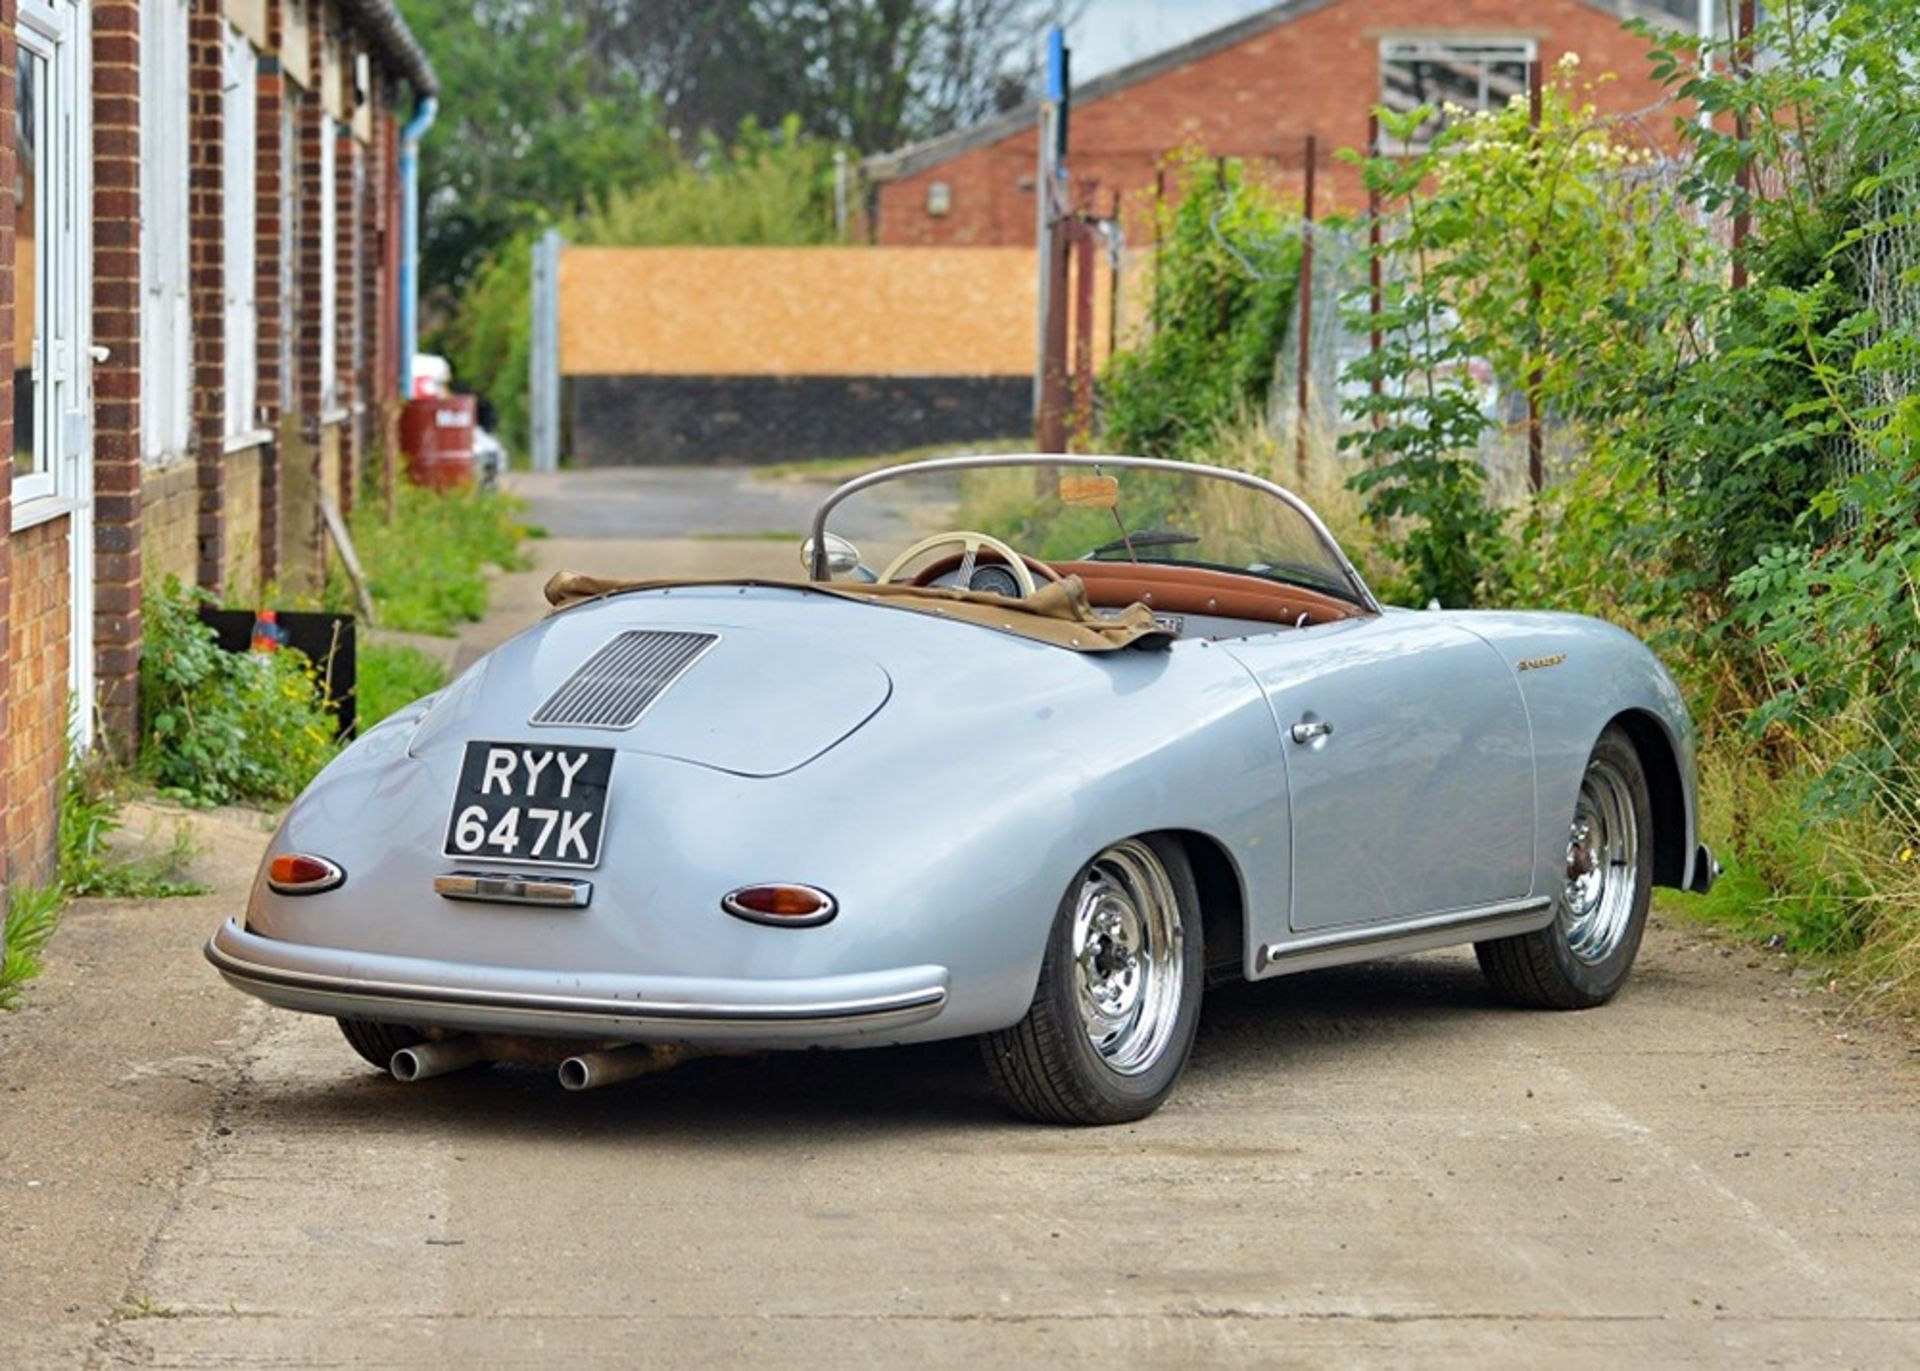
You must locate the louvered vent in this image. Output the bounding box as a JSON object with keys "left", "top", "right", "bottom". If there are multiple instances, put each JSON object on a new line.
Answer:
{"left": 529, "top": 630, "right": 719, "bottom": 730}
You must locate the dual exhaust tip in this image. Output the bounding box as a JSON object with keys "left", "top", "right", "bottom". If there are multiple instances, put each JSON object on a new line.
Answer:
{"left": 388, "top": 1037, "right": 670, "bottom": 1092}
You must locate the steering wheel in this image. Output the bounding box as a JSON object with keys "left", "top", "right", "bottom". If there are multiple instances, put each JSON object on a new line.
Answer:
{"left": 879, "top": 530, "right": 1060, "bottom": 598}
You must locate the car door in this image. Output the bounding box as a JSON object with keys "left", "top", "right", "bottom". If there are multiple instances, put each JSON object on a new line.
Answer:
{"left": 1226, "top": 613, "right": 1535, "bottom": 932}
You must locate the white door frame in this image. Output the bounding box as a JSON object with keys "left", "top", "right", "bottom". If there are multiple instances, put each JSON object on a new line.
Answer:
{"left": 16, "top": 0, "right": 94, "bottom": 748}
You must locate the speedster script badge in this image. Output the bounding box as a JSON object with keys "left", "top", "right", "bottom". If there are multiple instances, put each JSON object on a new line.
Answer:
{"left": 444, "top": 742, "right": 614, "bottom": 869}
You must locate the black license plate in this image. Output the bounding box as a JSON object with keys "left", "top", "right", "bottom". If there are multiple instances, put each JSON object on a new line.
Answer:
{"left": 443, "top": 742, "right": 614, "bottom": 869}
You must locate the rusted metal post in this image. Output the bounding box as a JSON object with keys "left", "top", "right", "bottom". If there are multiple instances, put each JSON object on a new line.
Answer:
{"left": 1073, "top": 192, "right": 1098, "bottom": 440}
{"left": 1526, "top": 61, "right": 1546, "bottom": 496}
{"left": 1152, "top": 161, "right": 1167, "bottom": 322}
{"left": 1731, "top": 0, "right": 1756, "bottom": 290}
{"left": 1039, "top": 208, "right": 1072, "bottom": 452}
{"left": 1108, "top": 188, "right": 1122, "bottom": 360}
{"left": 1367, "top": 112, "right": 1384, "bottom": 435}
{"left": 1295, "top": 134, "right": 1316, "bottom": 486}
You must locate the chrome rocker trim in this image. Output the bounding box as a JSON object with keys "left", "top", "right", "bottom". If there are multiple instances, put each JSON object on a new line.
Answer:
{"left": 1254, "top": 896, "right": 1555, "bottom": 976}
{"left": 205, "top": 919, "right": 948, "bottom": 1044}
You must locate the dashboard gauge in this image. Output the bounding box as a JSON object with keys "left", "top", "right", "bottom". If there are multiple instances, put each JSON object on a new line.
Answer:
{"left": 968, "top": 563, "right": 1023, "bottom": 598}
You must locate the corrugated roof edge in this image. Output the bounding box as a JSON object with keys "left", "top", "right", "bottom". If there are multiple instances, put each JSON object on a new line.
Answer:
{"left": 342, "top": 0, "right": 439, "bottom": 98}
{"left": 861, "top": 0, "right": 1679, "bottom": 185}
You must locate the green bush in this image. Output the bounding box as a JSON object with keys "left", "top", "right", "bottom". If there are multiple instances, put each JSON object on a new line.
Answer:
{"left": 1, "top": 883, "right": 64, "bottom": 1010}
{"left": 333, "top": 479, "right": 528, "bottom": 637}
{"left": 1100, "top": 151, "right": 1300, "bottom": 459}
{"left": 1327, "top": 4, "right": 1920, "bottom": 1002}
{"left": 60, "top": 751, "right": 206, "bottom": 899}
{"left": 358, "top": 642, "right": 449, "bottom": 730}
{"left": 139, "top": 577, "right": 340, "bottom": 806}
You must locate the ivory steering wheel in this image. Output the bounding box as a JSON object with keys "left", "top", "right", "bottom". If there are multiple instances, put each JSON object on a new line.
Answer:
{"left": 879, "top": 530, "right": 1060, "bottom": 598}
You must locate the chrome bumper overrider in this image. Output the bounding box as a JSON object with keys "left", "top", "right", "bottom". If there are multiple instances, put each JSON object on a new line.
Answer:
{"left": 205, "top": 919, "right": 948, "bottom": 1044}
{"left": 1687, "top": 843, "right": 1720, "bottom": 896}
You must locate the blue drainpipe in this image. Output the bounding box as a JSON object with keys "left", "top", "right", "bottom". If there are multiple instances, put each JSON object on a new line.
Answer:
{"left": 398, "top": 95, "right": 439, "bottom": 395}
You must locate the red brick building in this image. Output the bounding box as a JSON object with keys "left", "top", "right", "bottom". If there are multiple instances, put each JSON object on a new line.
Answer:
{"left": 0, "top": 0, "right": 435, "bottom": 898}
{"left": 865, "top": 0, "right": 1688, "bottom": 245}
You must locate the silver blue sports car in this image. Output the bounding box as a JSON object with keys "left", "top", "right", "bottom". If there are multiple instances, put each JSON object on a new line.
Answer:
{"left": 207, "top": 454, "right": 1716, "bottom": 1124}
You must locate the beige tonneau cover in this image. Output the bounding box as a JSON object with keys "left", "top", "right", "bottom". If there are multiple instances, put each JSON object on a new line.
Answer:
{"left": 543, "top": 572, "right": 1174, "bottom": 653}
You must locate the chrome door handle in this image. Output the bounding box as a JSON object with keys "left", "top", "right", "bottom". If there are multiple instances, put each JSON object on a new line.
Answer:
{"left": 1290, "top": 719, "right": 1334, "bottom": 744}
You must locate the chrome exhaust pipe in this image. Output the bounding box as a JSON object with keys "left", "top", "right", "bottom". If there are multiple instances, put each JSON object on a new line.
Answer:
{"left": 390, "top": 1036, "right": 485, "bottom": 1082}
{"left": 558, "top": 1045, "right": 670, "bottom": 1092}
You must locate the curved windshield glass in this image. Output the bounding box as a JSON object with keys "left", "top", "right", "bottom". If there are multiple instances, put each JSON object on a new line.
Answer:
{"left": 811, "top": 456, "right": 1371, "bottom": 608}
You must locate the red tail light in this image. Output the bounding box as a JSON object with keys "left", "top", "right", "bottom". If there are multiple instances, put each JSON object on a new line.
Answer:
{"left": 721, "top": 884, "right": 837, "bottom": 927}
{"left": 267, "top": 853, "right": 346, "bottom": 895}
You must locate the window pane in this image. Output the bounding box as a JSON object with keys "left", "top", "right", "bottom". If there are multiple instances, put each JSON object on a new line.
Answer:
{"left": 14, "top": 44, "right": 45, "bottom": 480}
{"left": 1380, "top": 39, "right": 1534, "bottom": 150}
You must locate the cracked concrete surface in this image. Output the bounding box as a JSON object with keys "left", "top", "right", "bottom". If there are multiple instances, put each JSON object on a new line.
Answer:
{"left": 4, "top": 469, "right": 1917, "bottom": 1367}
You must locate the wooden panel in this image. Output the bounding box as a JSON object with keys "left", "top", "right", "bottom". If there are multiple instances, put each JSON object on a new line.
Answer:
{"left": 559, "top": 246, "right": 1110, "bottom": 379}
{"left": 320, "top": 33, "right": 345, "bottom": 121}
{"left": 281, "top": 0, "right": 311, "bottom": 89}
{"left": 223, "top": 0, "right": 268, "bottom": 52}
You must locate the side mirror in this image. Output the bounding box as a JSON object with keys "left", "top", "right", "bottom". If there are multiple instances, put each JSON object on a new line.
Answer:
{"left": 800, "top": 533, "right": 863, "bottom": 579}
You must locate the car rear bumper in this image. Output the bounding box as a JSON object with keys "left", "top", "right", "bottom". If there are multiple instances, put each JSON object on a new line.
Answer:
{"left": 205, "top": 919, "right": 949, "bottom": 1046}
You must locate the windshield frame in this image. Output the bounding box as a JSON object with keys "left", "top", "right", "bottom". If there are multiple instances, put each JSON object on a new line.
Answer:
{"left": 807, "top": 452, "right": 1382, "bottom": 614}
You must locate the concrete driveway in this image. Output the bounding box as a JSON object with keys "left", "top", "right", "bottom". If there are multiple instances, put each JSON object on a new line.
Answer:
{"left": 3, "top": 466, "right": 1917, "bottom": 1367}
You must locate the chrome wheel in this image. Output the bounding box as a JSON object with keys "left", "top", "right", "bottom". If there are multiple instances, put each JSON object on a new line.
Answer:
{"left": 1563, "top": 757, "right": 1641, "bottom": 965}
{"left": 1070, "top": 840, "right": 1186, "bottom": 1076}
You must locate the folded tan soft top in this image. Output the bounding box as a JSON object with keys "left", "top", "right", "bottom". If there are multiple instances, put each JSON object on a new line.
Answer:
{"left": 542, "top": 572, "right": 1174, "bottom": 653}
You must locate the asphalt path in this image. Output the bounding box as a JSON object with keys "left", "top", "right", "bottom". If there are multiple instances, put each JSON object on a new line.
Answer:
{"left": 4, "top": 466, "right": 1917, "bottom": 1367}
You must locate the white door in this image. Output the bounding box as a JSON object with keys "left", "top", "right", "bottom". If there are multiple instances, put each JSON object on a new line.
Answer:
{"left": 15, "top": 0, "right": 94, "bottom": 746}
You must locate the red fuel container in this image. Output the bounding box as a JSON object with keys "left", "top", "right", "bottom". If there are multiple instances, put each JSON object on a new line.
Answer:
{"left": 399, "top": 395, "right": 478, "bottom": 490}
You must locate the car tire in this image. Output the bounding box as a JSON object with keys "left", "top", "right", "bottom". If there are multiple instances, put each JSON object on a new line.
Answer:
{"left": 336, "top": 1018, "right": 424, "bottom": 1071}
{"left": 982, "top": 834, "right": 1204, "bottom": 1125}
{"left": 1477, "top": 724, "right": 1653, "bottom": 1009}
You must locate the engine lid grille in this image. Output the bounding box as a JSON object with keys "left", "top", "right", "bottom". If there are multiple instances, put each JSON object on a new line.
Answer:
{"left": 529, "top": 630, "right": 719, "bottom": 730}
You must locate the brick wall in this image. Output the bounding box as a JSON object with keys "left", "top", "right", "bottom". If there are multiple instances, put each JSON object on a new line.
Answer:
{"left": 254, "top": 3, "right": 286, "bottom": 586}
{"left": 142, "top": 461, "right": 201, "bottom": 585}
{"left": 286, "top": 69, "right": 325, "bottom": 590}
{"left": 92, "top": 0, "right": 143, "bottom": 756}
{"left": 874, "top": 0, "right": 1679, "bottom": 246}
{"left": 0, "top": 0, "right": 15, "bottom": 897}
{"left": 333, "top": 125, "right": 359, "bottom": 513}
{"left": 222, "top": 442, "right": 264, "bottom": 595}
{"left": 6, "top": 520, "right": 71, "bottom": 887}
{"left": 189, "top": 0, "right": 226, "bottom": 590}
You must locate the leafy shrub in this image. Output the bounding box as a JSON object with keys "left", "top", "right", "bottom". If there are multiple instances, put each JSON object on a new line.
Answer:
{"left": 333, "top": 478, "right": 528, "bottom": 637}
{"left": 1100, "top": 151, "right": 1301, "bottom": 459}
{"left": 60, "top": 751, "right": 207, "bottom": 898}
{"left": 139, "top": 577, "right": 340, "bottom": 806}
{"left": 358, "top": 642, "right": 449, "bottom": 730}
{"left": 1, "top": 883, "right": 64, "bottom": 1010}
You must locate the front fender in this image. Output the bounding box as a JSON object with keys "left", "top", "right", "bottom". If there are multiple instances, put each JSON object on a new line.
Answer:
{"left": 1449, "top": 611, "right": 1705, "bottom": 895}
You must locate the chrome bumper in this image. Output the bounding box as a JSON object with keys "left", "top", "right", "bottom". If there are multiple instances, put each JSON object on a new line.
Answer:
{"left": 205, "top": 919, "right": 948, "bottom": 1045}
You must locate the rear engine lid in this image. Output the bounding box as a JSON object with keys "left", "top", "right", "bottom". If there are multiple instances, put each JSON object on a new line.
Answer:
{"left": 410, "top": 619, "right": 891, "bottom": 778}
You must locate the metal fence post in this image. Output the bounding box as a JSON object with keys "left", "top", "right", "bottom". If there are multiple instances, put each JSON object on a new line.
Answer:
{"left": 1526, "top": 63, "right": 1545, "bottom": 496}
{"left": 529, "top": 227, "right": 562, "bottom": 473}
{"left": 1295, "top": 133, "right": 1316, "bottom": 486}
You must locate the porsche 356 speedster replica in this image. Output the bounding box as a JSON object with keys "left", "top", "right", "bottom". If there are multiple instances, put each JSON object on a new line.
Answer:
{"left": 208, "top": 453, "right": 1716, "bottom": 1124}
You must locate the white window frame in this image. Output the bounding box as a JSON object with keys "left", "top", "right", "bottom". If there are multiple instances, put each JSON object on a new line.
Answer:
{"left": 14, "top": 0, "right": 86, "bottom": 520}
{"left": 140, "top": 0, "right": 192, "bottom": 464}
{"left": 320, "top": 121, "right": 338, "bottom": 413}
{"left": 222, "top": 25, "right": 260, "bottom": 442}
{"left": 1379, "top": 37, "right": 1538, "bottom": 152}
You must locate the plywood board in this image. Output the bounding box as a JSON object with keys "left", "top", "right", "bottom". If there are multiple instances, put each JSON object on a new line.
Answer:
{"left": 559, "top": 246, "right": 1111, "bottom": 379}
